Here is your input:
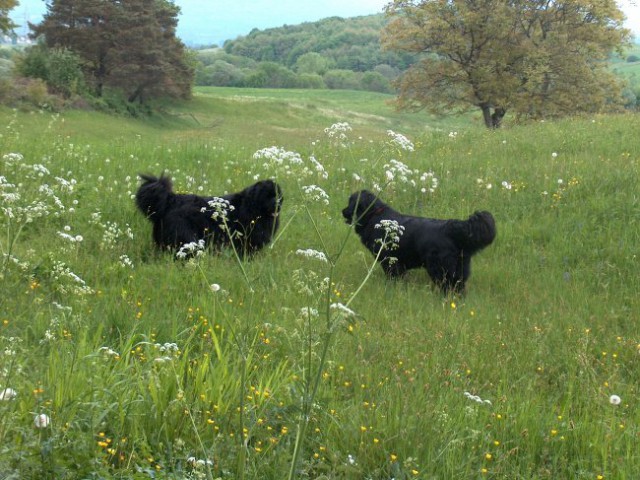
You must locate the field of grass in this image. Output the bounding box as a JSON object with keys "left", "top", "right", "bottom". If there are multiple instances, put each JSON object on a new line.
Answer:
{"left": 0, "top": 90, "right": 639, "bottom": 479}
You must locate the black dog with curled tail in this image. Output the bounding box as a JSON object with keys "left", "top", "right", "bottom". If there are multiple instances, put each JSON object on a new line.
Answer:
{"left": 342, "top": 190, "right": 495, "bottom": 294}
{"left": 135, "top": 173, "right": 283, "bottom": 258}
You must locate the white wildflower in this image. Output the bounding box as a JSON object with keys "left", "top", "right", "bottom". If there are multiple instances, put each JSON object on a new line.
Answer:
{"left": 609, "top": 394, "right": 621, "bottom": 406}
{"left": 330, "top": 303, "right": 356, "bottom": 318}
{"left": 464, "top": 391, "right": 492, "bottom": 405}
{"left": 324, "top": 122, "right": 352, "bottom": 144}
{"left": 0, "top": 388, "right": 17, "bottom": 401}
{"left": 301, "top": 185, "right": 330, "bottom": 205}
{"left": 296, "top": 248, "right": 328, "bottom": 263}
{"left": 386, "top": 130, "right": 414, "bottom": 152}
{"left": 176, "top": 240, "right": 206, "bottom": 259}
{"left": 206, "top": 197, "right": 235, "bottom": 221}
{"left": 119, "top": 255, "right": 134, "bottom": 269}
{"left": 34, "top": 413, "right": 50, "bottom": 428}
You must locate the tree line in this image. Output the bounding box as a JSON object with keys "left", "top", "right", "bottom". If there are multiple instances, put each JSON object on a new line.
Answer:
{"left": 2, "top": 0, "right": 193, "bottom": 114}
{"left": 0, "top": 0, "right": 635, "bottom": 126}
{"left": 193, "top": 15, "right": 417, "bottom": 94}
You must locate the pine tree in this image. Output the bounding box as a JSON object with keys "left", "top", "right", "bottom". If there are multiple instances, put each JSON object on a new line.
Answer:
{"left": 31, "top": 0, "right": 193, "bottom": 103}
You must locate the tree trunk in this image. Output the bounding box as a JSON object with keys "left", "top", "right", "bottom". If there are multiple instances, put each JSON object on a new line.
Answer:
{"left": 128, "top": 86, "right": 143, "bottom": 104}
{"left": 480, "top": 104, "right": 506, "bottom": 128}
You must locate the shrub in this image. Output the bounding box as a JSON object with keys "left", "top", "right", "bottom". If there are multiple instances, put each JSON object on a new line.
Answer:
{"left": 323, "top": 69, "right": 362, "bottom": 90}
{"left": 46, "top": 48, "right": 85, "bottom": 98}
{"left": 14, "top": 45, "right": 85, "bottom": 98}
{"left": 360, "top": 71, "right": 393, "bottom": 93}
{"left": 296, "top": 73, "right": 326, "bottom": 89}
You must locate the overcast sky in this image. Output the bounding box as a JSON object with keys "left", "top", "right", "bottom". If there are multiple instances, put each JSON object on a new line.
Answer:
{"left": 10, "top": 0, "right": 640, "bottom": 46}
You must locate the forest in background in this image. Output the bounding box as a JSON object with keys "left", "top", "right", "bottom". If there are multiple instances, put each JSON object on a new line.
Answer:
{"left": 192, "top": 15, "right": 416, "bottom": 93}
{"left": 1, "top": 10, "right": 639, "bottom": 110}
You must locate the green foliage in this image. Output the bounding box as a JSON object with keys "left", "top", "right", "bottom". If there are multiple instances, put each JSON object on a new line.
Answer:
{"left": 14, "top": 44, "right": 49, "bottom": 81}
{"left": 196, "top": 14, "right": 416, "bottom": 93}
{"left": 0, "top": 0, "right": 18, "bottom": 34}
{"left": 294, "top": 52, "right": 333, "bottom": 75}
{"left": 42, "top": 48, "right": 85, "bottom": 98}
{"left": 244, "top": 61, "right": 299, "bottom": 88}
{"left": 225, "top": 15, "right": 415, "bottom": 72}
{"left": 0, "top": 98, "right": 639, "bottom": 479}
{"left": 196, "top": 60, "right": 246, "bottom": 87}
{"left": 0, "top": 57, "right": 12, "bottom": 78}
{"left": 323, "top": 69, "right": 361, "bottom": 90}
{"left": 13, "top": 45, "right": 85, "bottom": 98}
{"left": 384, "top": 0, "right": 631, "bottom": 127}
{"left": 30, "top": 0, "right": 194, "bottom": 105}
{"left": 360, "top": 71, "right": 393, "bottom": 94}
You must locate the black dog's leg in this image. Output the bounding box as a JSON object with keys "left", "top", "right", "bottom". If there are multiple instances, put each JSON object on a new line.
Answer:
{"left": 425, "top": 255, "right": 465, "bottom": 295}
{"left": 440, "top": 255, "right": 471, "bottom": 295}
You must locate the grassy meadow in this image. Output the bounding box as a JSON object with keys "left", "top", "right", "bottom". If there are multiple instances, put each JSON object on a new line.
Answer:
{"left": 0, "top": 89, "right": 639, "bottom": 479}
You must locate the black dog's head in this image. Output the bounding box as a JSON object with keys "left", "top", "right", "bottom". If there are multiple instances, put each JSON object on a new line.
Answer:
{"left": 243, "top": 179, "right": 283, "bottom": 217}
{"left": 342, "top": 190, "right": 385, "bottom": 226}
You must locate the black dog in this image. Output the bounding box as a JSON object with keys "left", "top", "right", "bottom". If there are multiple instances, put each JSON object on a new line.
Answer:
{"left": 135, "top": 174, "right": 283, "bottom": 257}
{"left": 342, "top": 190, "right": 495, "bottom": 294}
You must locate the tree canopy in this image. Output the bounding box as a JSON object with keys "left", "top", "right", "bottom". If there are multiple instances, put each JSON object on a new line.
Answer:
{"left": 224, "top": 15, "right": 416, "bottom": 73}
{"left": 382, "top": 0, "right": 631, "bottom": 127}
{"left": 30, "top": 0, "right": 193, "bottom": 104}
{"left": 0, "top": 0, "right": 18, "bottom": 34}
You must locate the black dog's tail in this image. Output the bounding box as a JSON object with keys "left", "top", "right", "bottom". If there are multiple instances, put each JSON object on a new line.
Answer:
{"left": 135, "top": 173, "right": 173, "bottom": 221}
{"left": 446, "top": 211, "right": 496, "bottom": 255}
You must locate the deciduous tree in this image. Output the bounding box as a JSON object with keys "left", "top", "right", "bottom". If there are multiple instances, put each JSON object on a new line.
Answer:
{"left": 382, "top": 0, "right": 631, "bottom": 127}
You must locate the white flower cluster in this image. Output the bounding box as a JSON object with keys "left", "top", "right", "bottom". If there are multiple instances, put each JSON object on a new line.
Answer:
{"left": 324, "top": 122, "right": 352, "bottom": 145}
{"left": 296, "top": 248, "right": 328, "bottom": 263}
{"left": 51, "top": 261, "right": 94, "bottom": 296}
{"left": 102, "top": 221, "right": 134, "bottom": 249}
{"left": 0, "top": 388, "right": 17, "bottom": 401}
{"left": 299, "top": 307, "right": 319, "bottom": 318}
{"left": 382, "top": 159, "right": 438, "bottom": 193}
{"left": 253, "top": 146, "right": 304, "bottom": 168}
{"left": 154, "top": 342, "right": 180, "bottom": 364}
{"left": 301, "top": 184, "right": 330, "bottom": 205}
{"left": 99, "top": 346, "right": 120, "bottom": 358}
{"left": 292, "top": 269, "right": 330, "bottom": 297}
{"left": 254, "top": 146, "right": 327, "bottom": 180}
{"left": 57, "top": 225, "right": 84, "bottom": 244}
{"left": 374, "top": 219, "right": 405, "bottom": 250}
{"left": 206, "top": 197, "right": 235, "bottom": 221}
{"left": 119, "top": 254, "right": 134, "bottom": 269}
{"left": 386, "top": 130, "right": 414, "bottom": 152}
{"left": 2, "top": 152, "right": 24, "bottom": 165}
{"left": 186, "top": 456, "right": 214, "bottom": 468}
{"left": 1, "top": 156, "right": 75, "bottom": 225}
{"left": 309, "top": 155, "right": 329, "bottom": 179}
{"left": 330, "top": 302, "right": 356, "bottom": 318}
{"left": 464, "top": 391, "right": 492, "bottom": 405}
{"left": 176, "top": 239, "right": 206, "bottom": 259}
{"left": 54, "top": 176, "right": 77, "bottom": 193}
{"left": 34, "top": 413, "right": 50, "bottom": 428}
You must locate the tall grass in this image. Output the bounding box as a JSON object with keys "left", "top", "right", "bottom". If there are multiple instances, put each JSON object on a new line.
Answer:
{"left": 0, "top": 96, "right": 639, "bottom": 479}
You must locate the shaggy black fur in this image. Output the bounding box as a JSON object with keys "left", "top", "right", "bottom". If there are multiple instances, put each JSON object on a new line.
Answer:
{"left": 135, "top": 174, "right": 283, "bottom": 257}
{"left": 342, "top": 190, "right": 496, "bottom": 294}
